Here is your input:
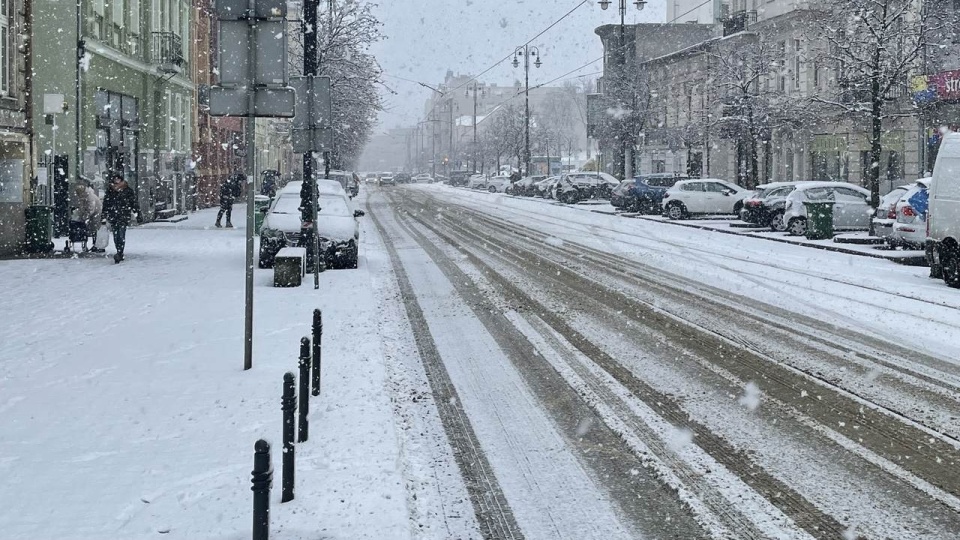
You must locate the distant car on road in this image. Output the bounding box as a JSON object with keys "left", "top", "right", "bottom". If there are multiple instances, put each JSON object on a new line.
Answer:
{"left": 448, "top": 170, "right": 472, "bottom": 187}
{"left": 379, "top": 173, "right": 396, "bottom": 186}
{"left": 414, "top": 173, "right": 433, "bottom": 183}
{"left": 395, "top": 172, "right": 412, "bottom": 184}
{"left": 662, "top": 179, "right": 751, "bottom": 220}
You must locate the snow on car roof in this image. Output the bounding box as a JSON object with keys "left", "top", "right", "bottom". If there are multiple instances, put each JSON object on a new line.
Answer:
{"left": 279, "top": 179, "right": 347, "bottom": 196}
{"left": 791, "top": 181, "right": 870, "bottom": 193}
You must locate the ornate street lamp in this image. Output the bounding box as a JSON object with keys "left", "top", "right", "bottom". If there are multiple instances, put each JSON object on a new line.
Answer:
{"left": 513, "top": 45, "right": 541, "bottom": 177}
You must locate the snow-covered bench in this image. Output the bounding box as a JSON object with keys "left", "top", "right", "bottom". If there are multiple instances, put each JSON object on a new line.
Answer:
{"left": 274, "top": 247, "right": 306, "bottom": 287}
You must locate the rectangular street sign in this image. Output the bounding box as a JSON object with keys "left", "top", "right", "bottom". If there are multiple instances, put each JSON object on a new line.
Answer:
{"left": 291, "top": 128, "right": 333, "bottom": 153}
{"left": 218, "top": 20, "right": 288, "bottom": 86}
{"left": 290, "top": 76, "right": 332, "bottom": 130}
{"left": 209, "top": 86, "right": 296, "bottom": 117}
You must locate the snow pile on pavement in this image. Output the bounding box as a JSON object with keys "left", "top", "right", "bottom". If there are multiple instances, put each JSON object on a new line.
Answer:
{"left": 0, "top": 204, "right": 470, "bottom": 539}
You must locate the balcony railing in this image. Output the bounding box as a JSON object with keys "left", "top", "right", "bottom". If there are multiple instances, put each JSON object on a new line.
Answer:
{"left": 721, "top": 10, "right": 757, "bottom": 37}
{"left": 152, "top": 32, "right": 184, "bottom": 73}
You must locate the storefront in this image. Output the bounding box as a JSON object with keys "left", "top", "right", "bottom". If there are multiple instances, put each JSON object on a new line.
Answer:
{"left": 810, "top": 134, "right": 849, "bottom": 182}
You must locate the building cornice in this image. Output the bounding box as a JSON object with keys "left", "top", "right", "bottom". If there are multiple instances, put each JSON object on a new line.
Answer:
{"left": 86, "top": 40, "right": 196, "bottom": 93}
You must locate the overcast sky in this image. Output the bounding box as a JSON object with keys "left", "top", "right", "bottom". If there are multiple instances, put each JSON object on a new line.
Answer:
{"left": 369, "top": 0, "right": 667, "bottom": 132}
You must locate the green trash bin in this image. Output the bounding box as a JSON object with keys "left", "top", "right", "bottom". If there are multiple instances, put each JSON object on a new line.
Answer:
{"left": 803, "top": 201, "right": 835, "bottom": 240}
{"left": 24, "top": 205, "right": 55, "bottom": 254}
{"left": 254, "top": 195, "right": 272, "bottom": 235}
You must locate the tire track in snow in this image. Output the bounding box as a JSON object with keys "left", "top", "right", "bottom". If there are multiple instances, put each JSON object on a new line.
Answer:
{"left": 367, "top": 196, "right": 523, "bottom": 540}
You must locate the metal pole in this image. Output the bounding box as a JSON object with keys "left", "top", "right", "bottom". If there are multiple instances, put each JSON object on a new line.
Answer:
{"left": 243, "top": 0, "right": 258, "bottom": 371}
{"left": 311, "top": 309, "right": 322, "bottom": 396}
{"left": 251, "top": 439, "right": 272, "bottom": 540}
{"left": 524, "top": 46, "right": 531, "bottom": 177}
{"left": 281, "top": 373, "right": 296, "bottom": 503}
{"left": 75, "top": 0, "right": 82, "bottom": 189}
{"left": 303, "top": 0, "right": 319, "bottom": 288}
{"left": 619, "top": 0, "right": 627, "bottom": 180}
{"left": 297, "top": 337, "right": 310, "bottom": 442}
{"left": 431, "top": 112, "right": 436, "bottom": 178}
{"left": 473, "top": 84, "right": 478, "bottom": 172}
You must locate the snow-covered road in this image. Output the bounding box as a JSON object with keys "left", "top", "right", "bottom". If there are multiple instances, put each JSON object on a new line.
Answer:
{"left": 367, "top": 184, "right": 960, "bottom": 540}
{"left": 5, "top": 183, "right": 960, "bottom": 540}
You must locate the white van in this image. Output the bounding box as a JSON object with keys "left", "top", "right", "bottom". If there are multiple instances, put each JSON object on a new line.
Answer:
{"left": 928, "top": 132, "right": 960, "bottom": 287}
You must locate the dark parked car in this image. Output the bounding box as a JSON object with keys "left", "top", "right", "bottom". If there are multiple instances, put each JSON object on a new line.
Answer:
{"left": 757, "top": 183, "right": 801, "bottom": 231}
{"left": 507, "top": 175, "right": 546, "bottom": 196}
{"left": 738, "top": 182, "right": 796, "bottom": 225}
{"left": 448, "top": 170, "right": 472, "bottom": 187}
{"left": 611, "top": 173, "right": 689, "bottom": 214}
{"left": 395, "top": 172, "right": 412, "bottom": 184}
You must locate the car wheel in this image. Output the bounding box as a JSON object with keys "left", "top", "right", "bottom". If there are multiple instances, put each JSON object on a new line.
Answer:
{"left": 942, "top": 243, "right": 960, "bottom": 288}
{"left": 665, "top": 202, "right": 687, "bottom": 220}
{"left": 787, "top": 217, "right": 807, "bottom": 236}
{"left": 733, "top": 201, "right": 744, "bottom": 215}
{"left": 489, "top": 186, "right": 498, "bottom": 193}
{"left": 769, "top": 210, "right": 786, "bottom": 232}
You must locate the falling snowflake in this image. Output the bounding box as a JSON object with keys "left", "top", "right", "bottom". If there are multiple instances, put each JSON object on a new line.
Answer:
{"left": 738, "top": 381, "right": 761, "bottom": 411}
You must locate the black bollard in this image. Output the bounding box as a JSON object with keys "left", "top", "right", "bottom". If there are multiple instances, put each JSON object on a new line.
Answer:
{"left": 311, "top": 309, "right": 322, "bottom": 397}
{"left": 251, "top": 439, "right": 272, "bottom": 540}
{"left": 281, "top": 373, "right": 296, "bottom": 503}
{"left": 298, "top": 337, "right": 310, "bottom": 443}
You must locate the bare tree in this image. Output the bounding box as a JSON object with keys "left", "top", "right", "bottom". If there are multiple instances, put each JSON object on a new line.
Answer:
{"left": 289, "top": 0, "right": 384, "bottom": 169}
{"left": 708, "top": 35, "right": 805, "bottom": 188}
{"left": 816, "top": 0, "right": 930, "bottom": 215}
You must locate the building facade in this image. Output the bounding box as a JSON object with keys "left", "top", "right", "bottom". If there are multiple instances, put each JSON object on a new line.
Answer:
{"left": 31, "top": 0, "right": 194, "bottom": 225}
{"left": 597, "top": 0, "right": 927, "bottom": 191}
{"left": 0, "top": 0, "right": 31, "bottom": 255}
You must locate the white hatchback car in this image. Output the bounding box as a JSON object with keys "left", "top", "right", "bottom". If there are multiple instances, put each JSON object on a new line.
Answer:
{"left": 481, "top": 175, "right": 513, "bottom": 193}
{"left": 891, "top": 179, "right": 931, "bottom": 249}
{"left": 662, "top": 179, "right": 751, "bottom": 219}
{"left": 781, "top": 182, "right": 872, "bottom": 236}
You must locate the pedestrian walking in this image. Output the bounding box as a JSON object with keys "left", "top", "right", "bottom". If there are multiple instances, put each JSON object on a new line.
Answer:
{"left": 215, "top": 172, "right": 243, "bottom": 228}
{"left": 102, "top": 174, "right": 138, "bottom": 264}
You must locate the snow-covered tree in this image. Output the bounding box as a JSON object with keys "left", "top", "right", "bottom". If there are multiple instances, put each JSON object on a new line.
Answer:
{"left": 289, "top": 0, "right": 384, "bottom": 169}
{"left": 815, "top": 0, "right": 929, "bottom": 213}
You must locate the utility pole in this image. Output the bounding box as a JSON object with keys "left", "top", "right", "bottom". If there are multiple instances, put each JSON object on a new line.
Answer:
{"left": 598, "top": 0, "right": 646, "bottom": 179}
{"left": 301, "top": 0, "right": 319, "bottom": 288}
{"left": 513, "top": 46, "right": 541, "bottom": 177}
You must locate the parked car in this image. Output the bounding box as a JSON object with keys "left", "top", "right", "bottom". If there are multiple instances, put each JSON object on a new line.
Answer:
{"left": 662, "top": 179, "right": 751, "bottom": 219}
{"left": 481, "top": 175, "right": 512, "bottom": 193}
{"left": 738, "top": 182, "right": 793, "bottom": 224}
{"left": 535, "top": 176, "right": 560, "bottom": 198}
{"left": 465, "top": 174, "right": 488, "bottom": 189}
{"left": 611, "top": 173, "right": 689, "bottom": 214}
{"left": 551, "top": 172, "right": 620, "bottom": 201}
{"left": 414, "top": 173, "right": 433, "bottom": 183}
{"left": 448, "top": 170, "right": 472, "bottom": 187}
{"left": 395, "top": 172, "right": 413, "bottom": 184}
{"left": 928, "top": 132, "right": 960, "bottom": 286}
{"left": 328, "top": 170, "right": 360, "bottom": 198}
{"left": 871, "top": 185, "right": 910, "bottom": 241}
{"left": 508, "top": 175, "right": 546, "bottom": 196}
{"left": 781, "top": 182, "right": 872, "bottom": 236}
{"left": 890, "top": 179, "right": 931, "bottom": 250}
{"left": 258, "top": 182, "right": 364, "bottom": 269}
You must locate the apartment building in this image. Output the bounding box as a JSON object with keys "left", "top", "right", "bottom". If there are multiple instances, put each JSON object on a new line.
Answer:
{"left": 0, "top": 0, "right": 30, "bottom": 255}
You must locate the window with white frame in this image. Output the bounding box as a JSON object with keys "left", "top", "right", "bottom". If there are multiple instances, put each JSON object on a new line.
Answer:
{"left": 0, "top": 0, "right": 7, "bottom": 96}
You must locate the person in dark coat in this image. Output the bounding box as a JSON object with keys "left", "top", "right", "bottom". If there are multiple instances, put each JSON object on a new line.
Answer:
{"left": 102, "top": 174, "right": 139, "bottom": 263}
{"left": 215, "top": 173, "right": 243, "bottom": 228}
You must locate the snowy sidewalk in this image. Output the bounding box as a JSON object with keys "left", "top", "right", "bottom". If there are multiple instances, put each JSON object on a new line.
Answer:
{"left": 0, "top": 203, "right": 452, "bottom": 539}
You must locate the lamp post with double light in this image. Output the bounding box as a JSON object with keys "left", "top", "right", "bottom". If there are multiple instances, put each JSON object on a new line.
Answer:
{"left": 598, "top": 0, "right": 646, "bottom": 179}
{"left": 513, "top": 46, "right": 541, "bottom": 177}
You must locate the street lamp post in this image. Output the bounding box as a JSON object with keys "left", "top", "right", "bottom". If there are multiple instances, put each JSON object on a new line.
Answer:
{"left": 513, "top": 46, "right": 541, "bottom": 177}
{"left": 598, "top": 0, "right": 646, "bottom": 179}
{"left": 466, "top": 83, "right": 484, "bottom": 173}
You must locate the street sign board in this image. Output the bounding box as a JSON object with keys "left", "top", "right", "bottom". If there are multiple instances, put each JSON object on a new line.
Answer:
{"left": 290, "top": 76, "right": 332, "bottom": 129}
{"left": 209, "top": 86, "right": 296, "bottom": 117}
{"left": 218, "top": 20, "right": 288, "bottom": 86}
{"left": 291, "top": 128, "right": 333, "bottom": 153}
